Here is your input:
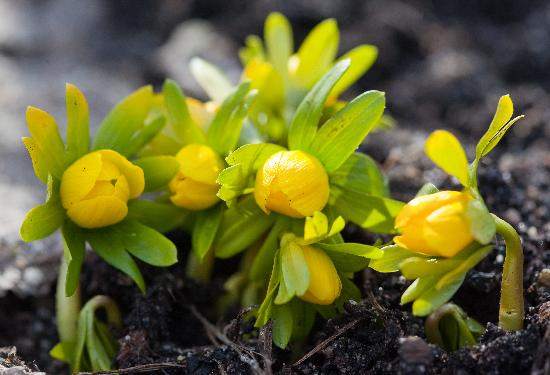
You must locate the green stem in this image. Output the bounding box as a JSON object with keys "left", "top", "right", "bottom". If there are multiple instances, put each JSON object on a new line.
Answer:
{"left": 56, "top": 253, "right": 81, "bottom": 344}
{"left": 83, "top": 295, "right": 122, "bottom": 328}
{"left": 492, "top": 214, "right": 524, "bottom": 331}
{"left": 186, "top": 248, "right": 215, "bottom": 283}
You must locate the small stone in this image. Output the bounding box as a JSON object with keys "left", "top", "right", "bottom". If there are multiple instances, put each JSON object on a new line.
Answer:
{"left": 399, "top": 336, "right": 433, "bottom": 366}
{"left": 537, "top": 269, "right": 550, "bottom": 289}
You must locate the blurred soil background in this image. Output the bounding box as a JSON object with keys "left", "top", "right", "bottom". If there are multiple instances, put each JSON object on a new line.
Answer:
{"left": 0, "top": 0, "right": 548, "bottom": 374}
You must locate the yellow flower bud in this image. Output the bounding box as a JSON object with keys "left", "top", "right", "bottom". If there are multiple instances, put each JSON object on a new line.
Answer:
{"left": 394, "top": 191, "right": 474, "bottom": 257}
{"left": 299, "top": 245, "right": 342, "bottom": 305}
{"left": 254, "top": 150, "right": 329, "bottom": 218}
{"left": 169, "top": 143, "right": 224, "bottom": 210}
{"left": 60, "top": 150, "right": 144, "bottom": 229}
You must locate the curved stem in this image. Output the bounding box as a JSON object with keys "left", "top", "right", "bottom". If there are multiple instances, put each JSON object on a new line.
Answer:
{"left": 492, "top": 214, "right": 524, "bottom": 331}
{"left": 56, "top": 253, "right": 81, "bottom": 344}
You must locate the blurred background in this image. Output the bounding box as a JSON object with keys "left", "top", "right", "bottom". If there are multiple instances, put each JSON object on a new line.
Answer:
{"left": 0, "top": 1, "right": 548, "bottom": 370}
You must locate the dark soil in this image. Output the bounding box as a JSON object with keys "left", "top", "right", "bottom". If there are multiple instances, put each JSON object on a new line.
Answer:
{"left": 1, "top": 1, "right": 549, "bottom": 374}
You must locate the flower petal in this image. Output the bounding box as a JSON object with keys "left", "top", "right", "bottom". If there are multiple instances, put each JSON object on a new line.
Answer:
{"left": 98, "top": 149, "right": 144, "bottom": 198}
{"left": 60, "top": 152, "right": 103, "bottom": 209}
{"left": 170, "top": 178, "right": 220, "bottom": 210}
{"left": 67, "top": 196, "right": 128, "bottom": 228}
{"left": 175, "top": 144, "right": 224, "bottom": 185}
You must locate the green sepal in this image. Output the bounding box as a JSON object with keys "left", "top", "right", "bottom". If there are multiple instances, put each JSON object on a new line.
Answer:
{"left": 369, "top": 245, "right": 416, "bottom": 273}
{"left": 134, "top": 155, "right": 179, "bottom": 192}
{"left": 330, "top": 44, "right": 378, "bottom": 99}
{"left": 20, "top": 176, "right": 65, "bottom": 242}
{"left": 127, "top": 199, "right": 188, "bottom": 233}
{"left": 92, "top": 86, "right": 154, "bottom": 156}
{"left": 207, "top": 81, "right": 255, "bottom": 156}
{"left": 415, "top": 182, "right": 439, "bottom": 197}
{"left": 214, "top": 196, "right": 274, "bottom": 258}
{"left": 288, "top": 59, "right": 350, "bottom": 151}
{"left": 61, "top": 220, "right": 86, "bottom": 297}
{"left": 264, "top": 12, "right": 293, "bottom": 78}
{"left": 86, "top": 226, "right": 146, "bottom": 294}
{"left": 280, "top": 240, "right": 310, "bottom": 298}
{"left": 435, "top": 245, "right": 493, "bottom": 290}
{"left": 466, "top": 199, "right": 496, "bottom": 244}
{"left": 162, "top": 79, "right": 206, "bottom": 145}
{"left": 65, "top": 83, "right": 90, "bottom": 164}
{"left": 310, "top": 90, "right": 385, "bottom": 173}
{"left": 192, "top": 205, "right": 224, "bottom": 261}
{"left": 124, "top": 114, "right": 167, "bottom": 158}
{"left": 217, "top": 143, "right": 285, "bottom": 204}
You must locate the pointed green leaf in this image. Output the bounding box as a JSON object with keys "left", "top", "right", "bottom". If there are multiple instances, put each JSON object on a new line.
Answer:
{"left": 330, "top": 45, "right": 378, "bottom": 99}
{"left": 189, "top": 57, "right": 234, "bottom": 102}
{"left": 330, "top": 152, "right": 388, "bottom": 197}
{"left": 92, "top": 86, "right": 154, "bottom": 156}
{"left": 134, "top": 155, "right": 179, "bottom": 192}
{"left": 127, "top": 200, "right": 188, "bottom": 233}
{"left": 272, "top": 303, "right": 293, "bottom": 349}
{"left": 425, "top": 130, "right": 469, "bottom": 186}
{"left": 115, "top": 220, "right": 177, "bottom": 267}
{"left": 369, "top": 245, "right": 417, "bottom": 273}
{"left": 256, "top": 249, "right": 281, "bottom": 327}
{"left": 20, "top": 177, "right": 65, "bottom": 242}
{"left": 26, "top": 106, "right": 66, "bottom": 179}
{"left": 324, "top": 250, "right": 369, "bottom": 273}
{"left": 162, "top": 79, "right": 206, "bottom": 144}
{"left": 265, "top": 12, "right": 293, "bottom": 77}
{"left": 192, "top": 205, "right": 224, "bottom": 261}
{"left": 466, "top": 200, "right": 496, "bottom": 244}
{"left": 316, "top": 242, "right": 383, "bottom": 259}
{"left": 61, "top": 221, "right": 86, "bottom": 297}
{"left": 288, "top": 60, "right": 350, "bottom": 150}
{"left": 291, "top": 19, "right": 339, "bottom": 88}
{"left": 250, "top": 218, "right": 290, "bottom": 281}
{"left": 214, "top": 196, "right": 274, "bottom": 258}
{"left": 412, "top": 275, "right": 465, "bottom": 316}
{"left": 207, "top": 81, "right": 254, "bottom": 155}
{"left": 401, "top": 276, "right": 439, "bottom": 305}
{"left": 124, "top": 114, "right": 167, "bottom": 158}
{"left": 87, "top": 227, "right": 146, "bottom": 293}
{"left": 435, "top": 245, "right": 493, "bottom": 290}
{"left": 310, "top": 90, "right": 385, "bottom": 172}
{"left": 65, "top": 83, "right": 90, "bottom": 164}
{"left": 399, "top": 257, "right": 461, "bottom": 280}
{"left": 415, "top": 182, "right": 439, "bottom": 197}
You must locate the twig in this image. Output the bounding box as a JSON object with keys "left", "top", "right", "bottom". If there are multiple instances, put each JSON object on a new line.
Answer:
{"left": 75, "top": 362, "right": 186, "bottom": 374}
{"left": 292, "top": 318, "right": 365, "bottom": 367}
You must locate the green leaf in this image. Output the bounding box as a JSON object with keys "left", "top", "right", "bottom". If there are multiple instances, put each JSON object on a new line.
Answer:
{"left": 250, "top": 217, "right": 290, "bottom": 281}
{"left": 292, "top": 19, "right": 339, "bottom": 88}
{"left": 87, "top": 227, "right": 146, "bottom": 293}
{"left": 435, "top": 245, "right": 493, "bottom": 290}
{"left": 217, "top": 143, "right": 285, "bottom": 203}
{"left": 412, "top": 275, "right": 465, "bottom": 316}
{"left": 192, "top": 206, "right": 223, "bottom": 261}
{"left": 127, "top": 200, "right": 188, "bottom": 233}
{"left": 92, "top": 86, "right": 154, "bottom": 156}
{"left": 316, "top": 242, "right": 383, "bottom": 259}
{"left": 214, "top": 196, "right": 274, "bottom": 258}
{"left": 415, "top": 182, "right": 439, "bottom": 197}
{"left": 401, "top": 276, "right": 439, "bottom": 306}
{"left": 49, "top": 343, "right": 68, "bottom": 363}
{"left": 20, "top": 176, "right": 65, "bottom": 242}
{"left": 115, "top": 220, "right": 178, "bottom": 267}
{"left": 272, "top": 304, "right": 293, "bottom": 349}
{"left": 324, "top": 250, "right": 369, "bottom": 273}
{"left": 207, "top": 81, "right": 254, "bottom": 155}
{"left": 399, "top": 257, "right": 461, "bottom": 280}
{"left": 275, "top": 268, "right": 293, "bottom": 305}
{"left": 265, "top": 12, "right": 293, "bottom": 77}
{"left": 288, "top": 60, "right": 350, "bottom": 151}
{"left": 124, "top": 114, "right": 167, "bottom": 158}
{"left": 331, "top": 188, "right": 404, "bottom": 233}
{"left": 476, "top": 95, "right": 524, "bottom": 159}
{"left": 290, "top": 299, "right": 316, "bottom": 342}
{"left": 425, "top": 130, "right": 469, "bottom": 186}
{"left": 61, "top": 221, "right": 86, "bottom": 297}
{"left": 466, "top": 200, "right": 496, "bottom": 244}
{"left": 65, "top": 83, "right": 90, "bottom": 164}
{"left": 26, "top": 106, "right": 66, "bottom": 179}
{"left": 310, "top": 90, "right": 385, "bottom": 173}
{"left": 369, "top": 245, "right": 416, "bottom": 273}
{"left": 162, "top": 79, "right": 206, "bottom": 144}
{"left": 256, "top": 249, "right": 281, "bottom": 327}
{"left": 330, "top": 152, "right": 388, "bottom": 197}
{"left": 189, "top": 57, "right": 234, "bottom": 102}
{"left": 134, "top": 155, "right": 179, "bottom": 192}
{"left": 303, "top": 211, "right": 329, "bottom": 243}
{"left": 330, "top": 45, "right": 378, "bottom": 99}
{"left": 280, "top": 241, "right": 309, "bottom": 296}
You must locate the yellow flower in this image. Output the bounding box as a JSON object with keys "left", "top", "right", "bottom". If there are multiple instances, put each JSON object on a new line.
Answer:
{"left": 60, "top": 150, "right": 144, "bottom": 229}
{"left": 242, "top": 58, "right": 284, "bottom": 108}
{"left": 299, "top": 245, "right": 341, "bottom": 305}
{"left": 254, "top": 150, "right": 329, "bottom": 218}
{"left": 169, "top": 143, "right": 224, "bottom": 210}
{"left": 394, "top": 191, "right": 474, "bottom": 257}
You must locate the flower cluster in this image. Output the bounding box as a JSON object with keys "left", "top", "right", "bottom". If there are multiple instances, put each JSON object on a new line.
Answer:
{"left": 20, "top": 13, "right": 527, "bottom": 372}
